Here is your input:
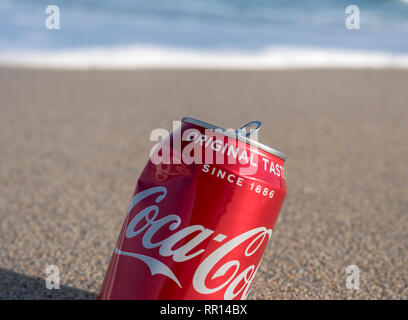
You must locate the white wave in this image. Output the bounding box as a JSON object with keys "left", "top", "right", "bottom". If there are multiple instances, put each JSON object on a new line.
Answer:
{"left": 1, "top": 45, "right": 408, "bottom": 69}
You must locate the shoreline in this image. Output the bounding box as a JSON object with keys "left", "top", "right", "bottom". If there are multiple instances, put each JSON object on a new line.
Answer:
{"left": 1, "top": 46, "right": 408, "bottom": 70}
{"left": 2, "top": 65, "right": 407, "bottom": 71}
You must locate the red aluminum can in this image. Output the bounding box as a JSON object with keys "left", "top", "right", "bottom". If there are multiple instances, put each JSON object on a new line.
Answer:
{"left": 98, "top": 117, "right": 287, "bottom": 300}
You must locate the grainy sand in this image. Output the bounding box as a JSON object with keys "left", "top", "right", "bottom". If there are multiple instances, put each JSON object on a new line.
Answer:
{"left": 0, "top": 67, "right": 407, "bottom": 299}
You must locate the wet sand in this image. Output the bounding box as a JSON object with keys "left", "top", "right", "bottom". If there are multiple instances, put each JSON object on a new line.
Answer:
{"left": 0, "top": 67, "right": 407, "bottom": 299}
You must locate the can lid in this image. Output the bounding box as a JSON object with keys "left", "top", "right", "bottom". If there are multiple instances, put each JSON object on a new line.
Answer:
{"left": 182, "top": 116, "right": 287, "bottom": 161}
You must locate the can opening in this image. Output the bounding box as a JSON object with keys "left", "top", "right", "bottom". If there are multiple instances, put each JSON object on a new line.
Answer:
{"left": 236, "top": 121, "right": 262, "bottom": 137}
{"left": 181, "top": 116, "right": 287, "bottom": 161}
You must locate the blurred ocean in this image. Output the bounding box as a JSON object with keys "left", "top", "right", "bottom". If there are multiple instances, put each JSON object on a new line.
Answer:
{"left": 1, "top": 0, "right": 408, "bottom": 68}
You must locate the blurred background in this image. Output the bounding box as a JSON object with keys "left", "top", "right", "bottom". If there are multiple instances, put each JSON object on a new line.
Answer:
{"left": 1, "top": 0, "right": 408, "bottom": 67}
{"left": 0, "top": 0, "right": 407, "bottom": 300}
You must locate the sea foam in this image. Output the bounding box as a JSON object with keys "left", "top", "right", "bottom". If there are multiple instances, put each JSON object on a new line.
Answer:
{"left": 1, "top": 46, "right": 408, "bottom": 69}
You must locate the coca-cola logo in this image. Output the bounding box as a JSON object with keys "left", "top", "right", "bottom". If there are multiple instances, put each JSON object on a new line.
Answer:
{"left": 115, "top": 186, "right": 272, "bottom": 300}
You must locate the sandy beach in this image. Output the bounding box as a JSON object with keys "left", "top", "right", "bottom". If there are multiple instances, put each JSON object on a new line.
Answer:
{"left": 0, "top": 67, "right": 407, "bottom": 299}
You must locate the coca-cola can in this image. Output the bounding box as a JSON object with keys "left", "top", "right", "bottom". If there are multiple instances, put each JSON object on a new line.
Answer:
{"left": 98, "top": 116, "right": 287, "bottom": 300}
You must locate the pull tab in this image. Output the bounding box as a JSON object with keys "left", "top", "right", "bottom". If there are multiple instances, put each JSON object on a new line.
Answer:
{"left": 236, "top": 121, "right": 262, "bottom": 137}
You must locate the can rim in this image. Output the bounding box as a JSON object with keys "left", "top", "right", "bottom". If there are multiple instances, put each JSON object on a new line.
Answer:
{"left": 181, "top": 116, "right": 287, "bottom": 161}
